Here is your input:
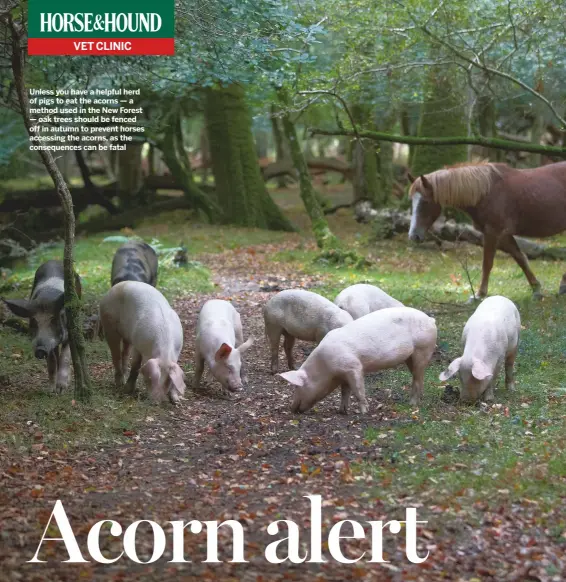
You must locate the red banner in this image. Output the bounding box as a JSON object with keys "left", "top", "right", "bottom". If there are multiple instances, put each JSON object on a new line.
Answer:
{"left": 28, "top": 38, "right": 174, "bottom": 56}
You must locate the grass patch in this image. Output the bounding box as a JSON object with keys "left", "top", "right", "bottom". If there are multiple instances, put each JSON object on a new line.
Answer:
{"left": 2, "top": 193, "right": 566, "bottom": 514}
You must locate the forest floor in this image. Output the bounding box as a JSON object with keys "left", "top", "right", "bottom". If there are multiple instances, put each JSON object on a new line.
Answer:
{"left": 1, "top": 186, "right": 566, "bottom": 581}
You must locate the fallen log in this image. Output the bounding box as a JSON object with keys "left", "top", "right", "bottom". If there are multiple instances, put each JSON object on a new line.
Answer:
{"left": 355, "top": 202, "right": 566, "bottom": 261}
{"left": 0, "top": 184, "right": 119, "bottom": 214}
{"left": 261, "top": 157, "right": 353, "bottom": 182}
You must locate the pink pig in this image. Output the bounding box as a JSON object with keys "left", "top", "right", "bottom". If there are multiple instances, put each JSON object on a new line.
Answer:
{"left": 100, "top": 281, "right": 186, "bottom": 404}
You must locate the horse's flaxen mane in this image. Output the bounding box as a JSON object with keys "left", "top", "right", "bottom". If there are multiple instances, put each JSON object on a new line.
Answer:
{"left": 409, "top": 161, "right": 503, "bottom": 206}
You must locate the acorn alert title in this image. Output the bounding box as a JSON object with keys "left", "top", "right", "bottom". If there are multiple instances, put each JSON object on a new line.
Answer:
{"left": 28, "top": 0, "right": 175, "bottom": 56}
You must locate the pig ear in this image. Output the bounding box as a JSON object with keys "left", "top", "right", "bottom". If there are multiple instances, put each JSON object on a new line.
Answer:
{"left": 278, "top": 370, "right": 306, "bottom": 387}
{"left": 168, "top": 363, "right": 186, "bottom": 394}
{"left": 407, "top": 171, "right": 415, "bottom": 183}
{"left": 439, "top": 357, "right": 462, "bottom": 381}
{"left": 215, "top": 343, "right": 232, "bottom": 361}
{"left": 141, "top": 358, "right": 161, "bottom": 384}
{"left": 2, "top": 298, "right": 33, "bottom": 319}
{"left": 472, "top": 358, "right": 492, "bottom": 381}
{"left": 238, "top": 337, "right": 254, "bottom": 354}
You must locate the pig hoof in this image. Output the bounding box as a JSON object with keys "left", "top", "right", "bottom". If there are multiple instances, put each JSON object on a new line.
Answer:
{"left": 359, "top": 405, "right": 368, "bottom": 414}
{"left": 409, "top": 397, "right": 419, "bottom": 407}
{"left": 506, "top": 382, "right": 515, "bottom": 391}
{"left": 466, "top": 295, "right": 480, "bottom": 305}
{"left": 56, "top": 383, "right": 66, "bottom": 394}
{"left": 532, "top": 290, "right": 543, "bottom": 301}
{"left": 338, "top": 406, "right": 348, "bottom": 415}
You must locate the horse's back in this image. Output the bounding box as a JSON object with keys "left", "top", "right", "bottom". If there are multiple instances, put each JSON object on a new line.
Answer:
{"left": 498, "top": 162, "right": 566, "bottom": 237}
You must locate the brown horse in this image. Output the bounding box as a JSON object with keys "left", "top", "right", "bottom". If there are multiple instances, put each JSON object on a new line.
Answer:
{"left": 408, "top": 161, "right": 566, "bottom": 299}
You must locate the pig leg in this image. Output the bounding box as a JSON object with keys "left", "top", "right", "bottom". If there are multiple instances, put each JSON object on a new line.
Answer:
{"left": 483, "top": 381, "right": 495, "bottom": 402}
{"left": 339, "top": 383, "right": 352, "bottom": 415}
{"left": 105, "top": 327, "right": 125, "bottom": 389}
{"left": 56, "top": 344, "right": 71, "bottom": 393}
{"left": 193, "top": 347, "right": 205, "bottom": 391}
{"left": 407, "top": 348, "right": 431, "bottom": 406}
{"left": 124, "top": 350, "right": 142, "bottom": 394}
{"left": 266, "top": 324, "right": 282, "bottom": 374}
{"left": 235, "top": 324, "right": 248, "bottom": 385}
{"left": 505, "top": 348, "right": 517, "bottom": 391}
{"left": 47, "top": 346, "right": 59, "bottom": 393}
{"left": 344, "top": 368, "right": 368, "bottom": 414}
{"left": 121, "top": 341, "right": 132, "bottom": 378}
{"left": 283, "top": 332, "right": 296, "bottom": 371}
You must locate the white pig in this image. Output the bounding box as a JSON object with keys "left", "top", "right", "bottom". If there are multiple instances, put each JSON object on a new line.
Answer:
{"left": 263, "top": 289, "right": 353, "bottom": 374}
{"left": 99, "top": 281, "right": 186, "bottom": 404}
{"left": 194, "top": 299, "right": 254, "bottom": 392}
{"left": 278, "top": 306, "right": 437, "bottom": 414}
{"left": 439, "top": 295, "right": 520, "bottom": 403}
{"left": 334, "top": 283, "right": 403, "bottom": 319}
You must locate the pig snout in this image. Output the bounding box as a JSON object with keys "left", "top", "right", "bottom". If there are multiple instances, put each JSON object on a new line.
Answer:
{"left": 227, "top": 379, "right": 243, "bottom": 392}
{"left": 32, "top": 335, "right": 59, "bottom": 359}
{"left": 290, "top": 390, "right": 311, "bottom": 413}
{"left": 34, "top": 347, "right": 48, "bottom": 360}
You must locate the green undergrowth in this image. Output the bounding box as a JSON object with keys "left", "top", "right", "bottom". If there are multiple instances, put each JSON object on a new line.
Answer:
{"left": 2, "top": 202, "right": 566, "bottom": 516}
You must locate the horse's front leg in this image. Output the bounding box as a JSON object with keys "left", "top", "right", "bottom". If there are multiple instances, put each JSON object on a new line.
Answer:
{"left": 498, "top": 234, "right": 542, "bottom": 299}
{"left": 477, "top": 231, "right": 498, "bottom": 300}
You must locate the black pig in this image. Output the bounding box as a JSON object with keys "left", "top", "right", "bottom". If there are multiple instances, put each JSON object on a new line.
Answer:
{"left": 2, "top": 260, "right": 81, "bottom": 393}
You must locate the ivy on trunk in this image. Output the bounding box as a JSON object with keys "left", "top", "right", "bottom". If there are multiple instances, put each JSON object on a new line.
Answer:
{"left": 9, "top": 15, "right": 92, "bottom": 402}
{"left": 277, "top": 88, "right": 339, "bottom": 249}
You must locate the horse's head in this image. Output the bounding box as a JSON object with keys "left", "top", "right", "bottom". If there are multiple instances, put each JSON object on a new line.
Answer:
{"left": 407, "top": 173, "right": 441, "bottom": 243}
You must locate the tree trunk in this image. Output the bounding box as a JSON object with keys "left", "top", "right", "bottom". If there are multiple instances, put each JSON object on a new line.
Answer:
{"left": 530, "top": 103, "right": 545, "bottom": 168}
{"left": 159, "top": 110, "right": 219, "bottom": 221}
{"left": 270, "top": 104, "right": 288, "bottom": 188}
{"left": 255, "top": 128, "right": 269, "bottom": 158}
{"left": 204, "top": 84, "right": 293, "bottom": 231}
{"left": 375, "top": 109, "right": 397, "bottom": 206}
{"left": 351, "top": 104, "right": 382, "bottom": 205}
{"left": 278, "top": 88, "right": 338, "bottom": 249}
{"left": 75, "top": 150, "right": 119, "bottom": 214}
{"left": 117, "top": 143, "right": 144, "bottom": 208}
{"left": 199, "top": 126, "right": 210, "bottom": 183}
{"left": 477, "top": 95, "right": 500, "bottom": 161}
{"left": 352, "top": 139, "right": 380, "bottom": 204}
{"left": 9, "top": 17, "right": 92, "bottom": 402}
{"left": 147, "top": 143, "right": 156, "bottom": 177}
{"left": 409, "top": 68, "right": 469, "bottom": 176}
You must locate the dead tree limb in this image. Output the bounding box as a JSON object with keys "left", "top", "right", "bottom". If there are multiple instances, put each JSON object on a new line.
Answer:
{"left": 356, "top": 203, "right": 566, "bottom": 261}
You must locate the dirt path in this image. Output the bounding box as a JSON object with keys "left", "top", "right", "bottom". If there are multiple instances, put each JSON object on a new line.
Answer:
{"left": 1, "top": 245, "right": 563, "bottom": 581}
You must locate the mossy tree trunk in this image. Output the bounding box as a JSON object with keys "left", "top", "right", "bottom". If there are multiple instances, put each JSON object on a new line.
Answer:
{"left": 351, "top": 104, "right": 382, "bottom": 206}
{"left": 411, "top": 68, "right": 469, "bottom": 176}
{"left": 270, "top": 104, "right": 288, "bottom": 188}
{"left": 374, "top": 109, "right": 397, "bottom": 206}
{"left": 477, "top": 95, "right": 500, "bottom": 161}
{"left": 204, "top": 85, "right": 293, "bottom": 231}
{"left": 159, "top": 110, "right": 219, "bottom": 221}
{"left": 278, "top": 88, "right": 338, "bottom": 249}
{"left": 9, "top": 16, "right": 92, "bottom": 402}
